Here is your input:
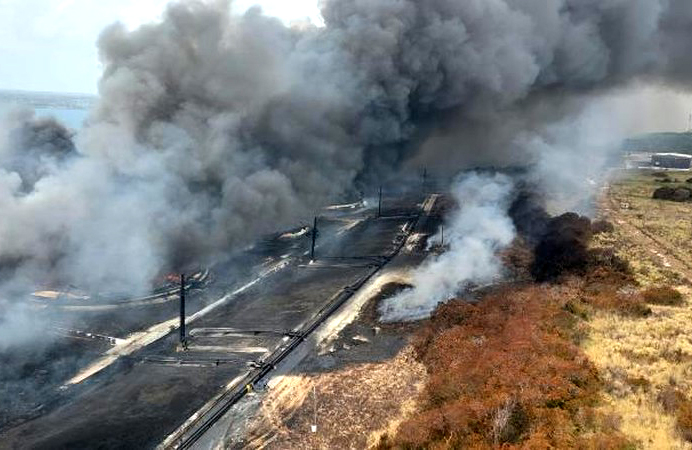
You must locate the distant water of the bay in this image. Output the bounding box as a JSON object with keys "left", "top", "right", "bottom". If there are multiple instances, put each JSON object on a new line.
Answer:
{"left": 0, "top": 89, "right": 96, "bottom": 131}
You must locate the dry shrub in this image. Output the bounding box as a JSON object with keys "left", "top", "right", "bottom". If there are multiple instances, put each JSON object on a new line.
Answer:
{"left": 653, "top": 186, "right": 676, "bottom": 200}
{"left": 641, "top": 286, "right": 684, "bottom": 306}
{"left": 586, "top": 248, "right": 635, "bottom": 288}
{"left": 579, "top": 247, "right": 649, "bottom": 317}
{"left": 588, "top": 249, "right": 632, "bottom": 276}
{"left": 592, "top": 220, "right": 615, "bottom": 235}
{"left": 653, "top": 187, "right": 692, "bottom": 201}
{"left": 382, "top": 286, "right": 633, "bottom": 449}
{"left": 676, "top": 403, "right": 692, "bottom": 443}
{"left": 658, "top": 385, "right": 692, "bottom": 442}
{"left": 625, "top": 376, "right": 651, "bottom": 391}
{"left": 584, "top": 289, "right": 652, "bottom": 318}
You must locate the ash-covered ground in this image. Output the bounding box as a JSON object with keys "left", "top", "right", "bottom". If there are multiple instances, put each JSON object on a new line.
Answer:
{"left": 0, "top": 190, "right": 442, "bottom": 450}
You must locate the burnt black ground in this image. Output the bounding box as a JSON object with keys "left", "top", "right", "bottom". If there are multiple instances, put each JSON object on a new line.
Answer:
{"left": 0, "top": 193, "right": 434, "bottom": 450}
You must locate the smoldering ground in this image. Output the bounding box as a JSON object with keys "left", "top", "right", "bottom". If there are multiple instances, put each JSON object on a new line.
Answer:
{"left": 379, "top": 172, "right": 516, "bottom": 322}
{"left": 3, "top": 0, "right": 692, "bottom": 342}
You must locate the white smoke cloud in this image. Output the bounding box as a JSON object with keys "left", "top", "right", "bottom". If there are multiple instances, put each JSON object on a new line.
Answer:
{"left": 379, "top": 173, "right": 515, "bottom": 322}
{"left": 0, "top": 303, "right": 46, "bottom": 352}
{"left": 520, "top": 95, "right": 632, "bottom": 215}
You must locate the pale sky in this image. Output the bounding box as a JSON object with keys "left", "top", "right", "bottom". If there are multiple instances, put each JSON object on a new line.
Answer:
{"left": 0, "top": 0, "right": 322, "bottom": 94}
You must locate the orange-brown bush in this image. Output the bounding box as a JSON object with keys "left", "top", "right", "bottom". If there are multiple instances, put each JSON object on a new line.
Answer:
{"left": 641, "top": 286, "right": 684, "bottom": 306}
{"left": 580, "top": 250, "right": 649, "bottom": 317}
{"left": 658, "top": 385, "right": 692, "bottom": 442}
{"left": 583, "top": 289, "right": 652, "bottom": 318}
{"left": 592, "top": 220, "right": 615, "bottom": 235}
{"left": 587, "top": 248, "right": 634, "bottom": 286}
{"left": 380, "top": 286, "right": 633, "bottom": 449}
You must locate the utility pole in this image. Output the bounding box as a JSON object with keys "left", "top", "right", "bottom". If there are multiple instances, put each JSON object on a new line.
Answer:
{"left": 180, "top": 273, "right": 186, "bottom": 347}
{"left": 311, "top": 216, "right": 318, "bottom": 260}
{"left": 378, "top": 186, "right": 382, "bottom": 218}
{"left": 441, "top": 225, "right": 444, "bottom": 247}
{"left": 311, "top": 385, "right": 318, "bottom": 433}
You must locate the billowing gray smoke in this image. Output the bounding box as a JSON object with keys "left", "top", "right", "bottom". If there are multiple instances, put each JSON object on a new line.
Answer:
{"left": 0, "top": 108, "right": 76, "bottom": 193}
{"left": 2, "top": 0, "right": 692, "bottom": 343}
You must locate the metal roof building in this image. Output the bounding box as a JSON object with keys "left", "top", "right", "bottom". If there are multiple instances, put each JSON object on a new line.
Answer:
{"left": 651, "top": 153, "right": 692, "bottom": 169}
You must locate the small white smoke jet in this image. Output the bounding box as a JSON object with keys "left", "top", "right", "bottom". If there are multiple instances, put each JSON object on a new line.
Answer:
{"left": 379, "top": 173, "right": 516, "bottom": 322}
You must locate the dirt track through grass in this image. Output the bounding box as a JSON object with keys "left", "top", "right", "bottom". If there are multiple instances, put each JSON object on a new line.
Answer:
{"left": 586, "top": 170, "right": 692, "bottom": 448}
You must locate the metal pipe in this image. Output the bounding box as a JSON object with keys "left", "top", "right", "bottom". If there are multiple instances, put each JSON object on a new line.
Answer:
{"left": 310, "top": 217, "right": 318, "bottom": 260}
{"left": 378, "top": 186, "right": 382, "bottom": 218}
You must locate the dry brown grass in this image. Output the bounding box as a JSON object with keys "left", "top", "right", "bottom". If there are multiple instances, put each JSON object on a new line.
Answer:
{"left": 582, "top": 307, "right": 692, "bottom": 449}
{"left": 242, "top": 346, "right": 426, "bottom": 450}
{"left": 581, "top": 170, "right": 692, "bottom": 448}
{"left": 596, "top": 170, "right": 692, "bottom": 286}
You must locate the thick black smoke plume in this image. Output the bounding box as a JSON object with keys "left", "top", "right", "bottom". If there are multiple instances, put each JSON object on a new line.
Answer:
{"left": 531, "top": 212, "right": 593, "bottom": 282}
{"left": 83, "top": 0, "right": 692, "bottom": 272}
